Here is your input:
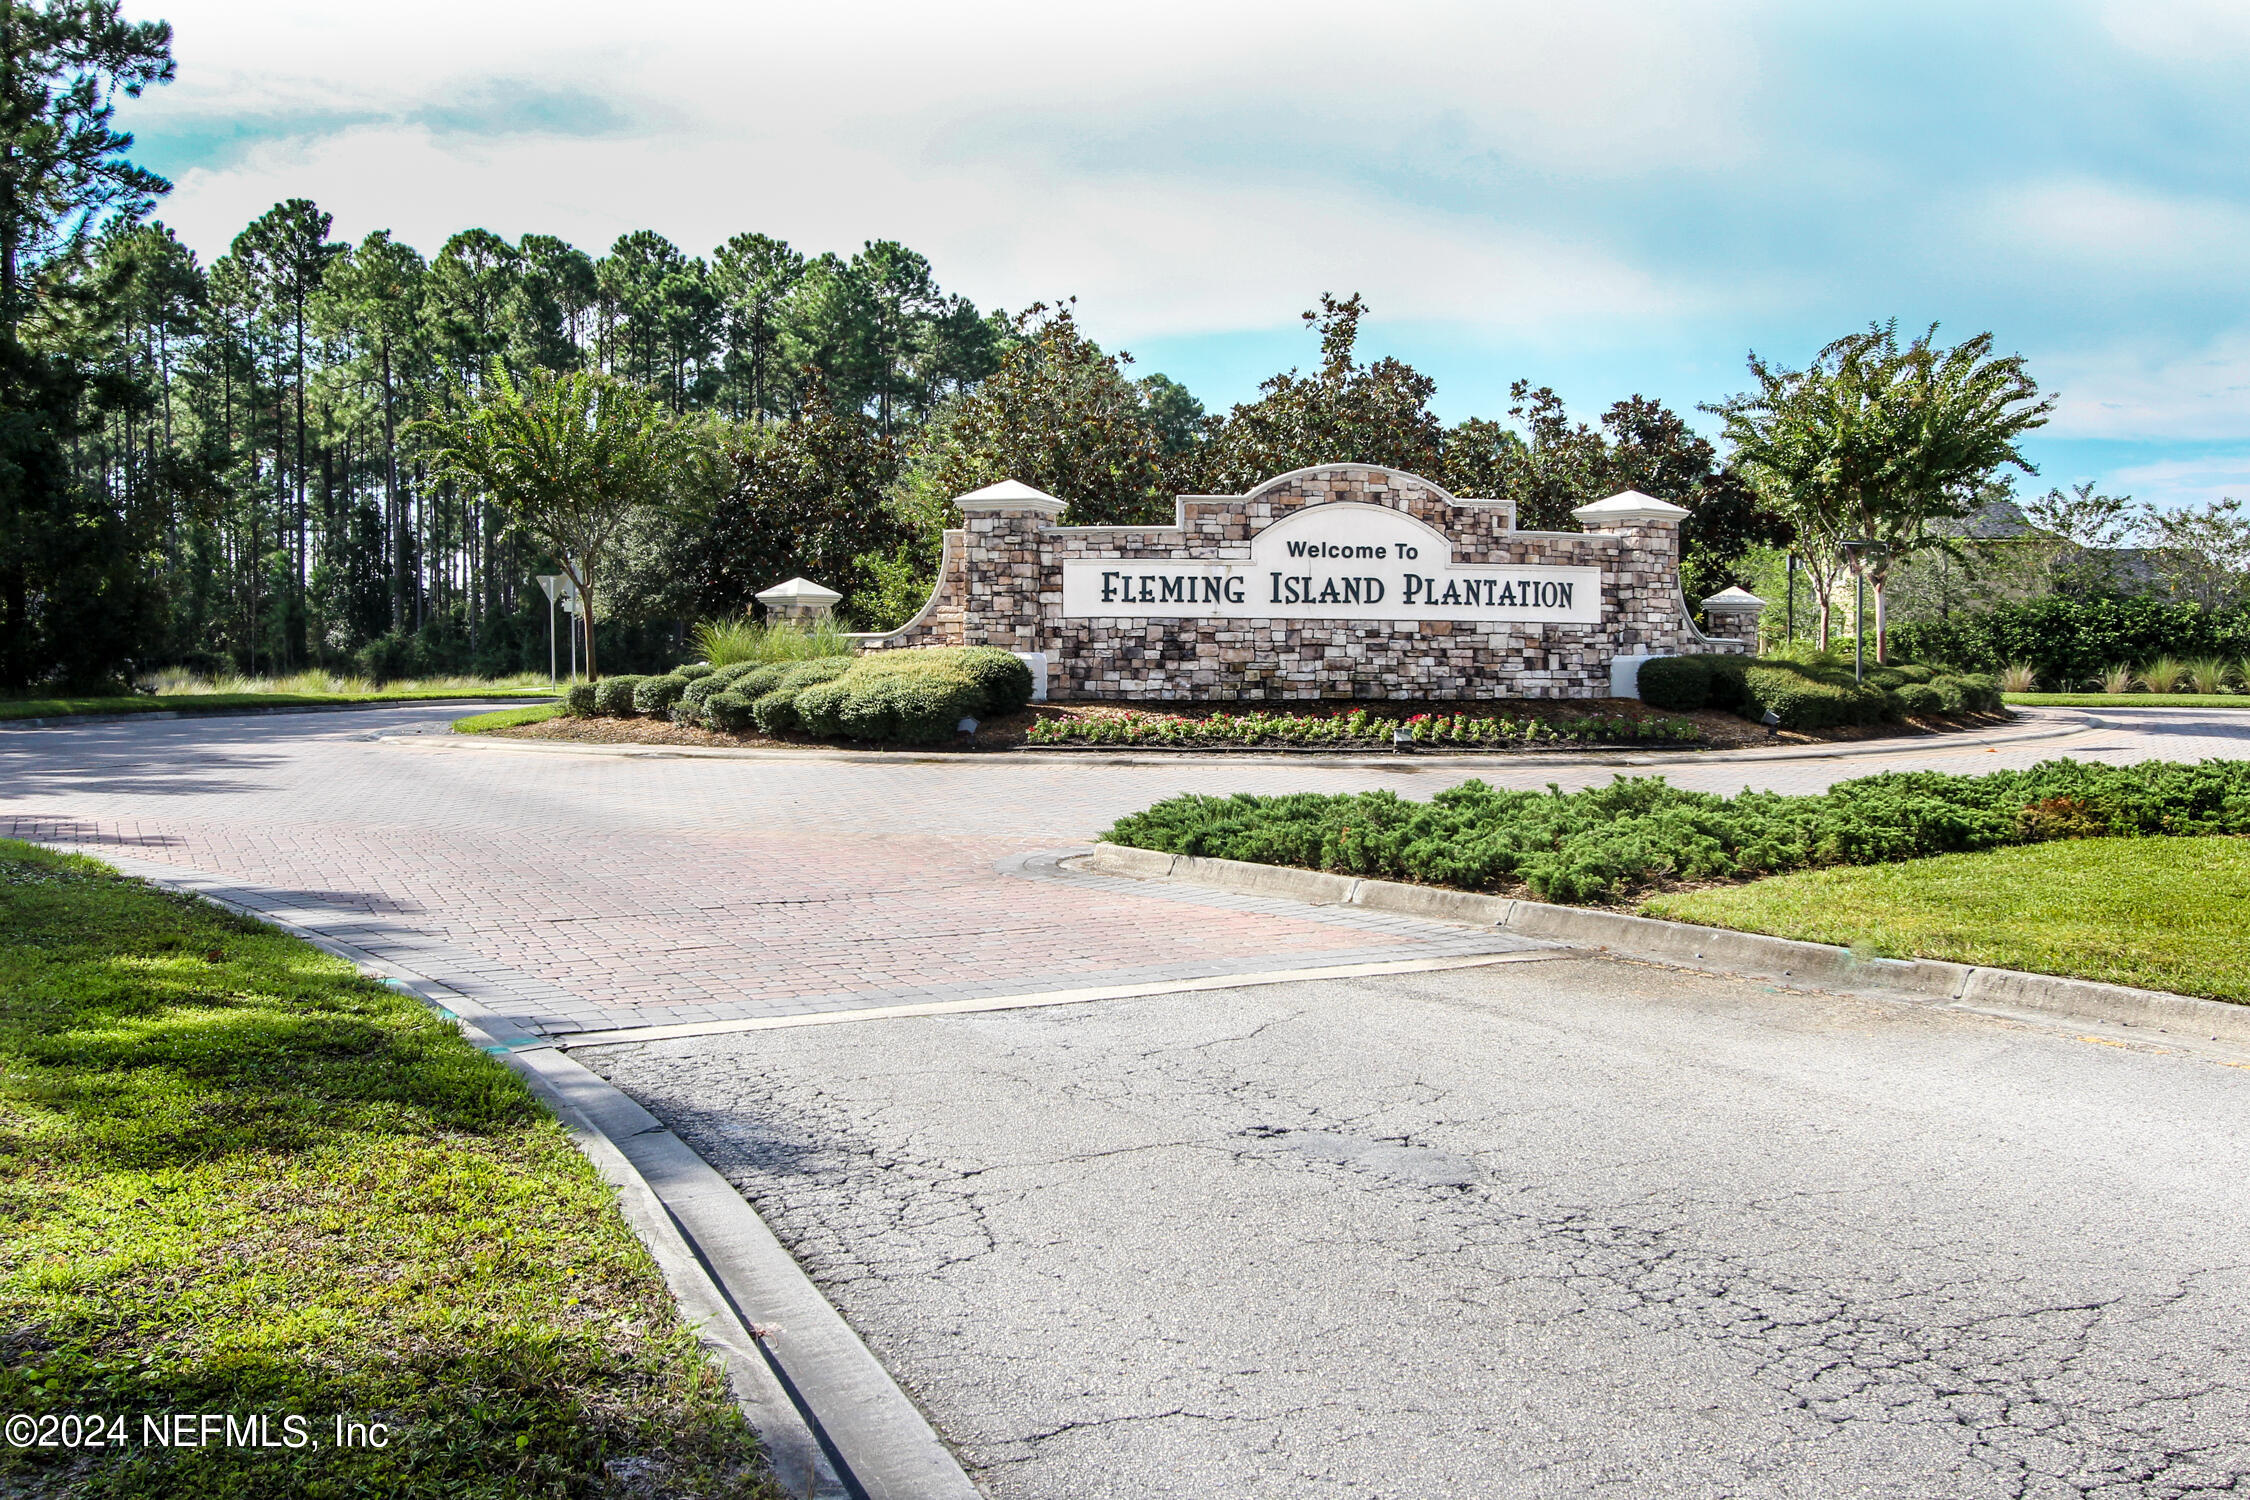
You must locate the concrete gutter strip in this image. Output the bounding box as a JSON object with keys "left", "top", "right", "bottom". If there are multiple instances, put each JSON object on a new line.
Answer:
{"left": 82, "top": 857, "right": 979, "bottom": 1500}
{"left": 1074, "top": 844, "right": 2250, "bottom": 1047}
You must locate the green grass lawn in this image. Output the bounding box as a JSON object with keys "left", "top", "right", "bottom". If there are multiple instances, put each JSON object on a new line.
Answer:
{"left": 2006, "top": 692, "right": 2250, "bottom": 709}
{"left": 1645, "top": 836, "right": 2250, "bottom": 1003}
{"left": 0, "top": 690, "right": 554, "bottom": 722}
{"left": 454, "top": 703, "right": 565, "bottom": 734}
{"left": 0, "top": 839, "right": 773, "bottom": 1498}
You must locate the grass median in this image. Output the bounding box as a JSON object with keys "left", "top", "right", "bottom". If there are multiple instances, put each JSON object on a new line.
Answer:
{"left": 0, "top": 690, "right": 553, "bottom": 722}
{"left": 0, "top": 838, "right": 773, "bottom": 1498}
{"left": 454, "top": 703, "right": 564, "bottom": 734}
{"left": 2006, "top": 692, "right": 2250, "bottom": 710}
{"left": 1644, "top": 836, "right": 2250, "bottom": 1004}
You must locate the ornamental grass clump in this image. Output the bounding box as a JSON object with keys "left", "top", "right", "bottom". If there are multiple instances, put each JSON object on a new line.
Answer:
{"left": 2187, "top": 656, "right": 2233, "bottom": 695}
{"left": 2140, "top": 656, "right": 2188, "bottom": 693}
{"left": 1101, "top": 757, "right": 2250, "bottom": 905}
{"left": 691, "top": 615, "right": 853, "bottom": 668}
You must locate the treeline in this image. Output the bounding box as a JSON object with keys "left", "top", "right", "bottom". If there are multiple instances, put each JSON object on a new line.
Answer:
{"left": 39, "top": 202, "right": 1788, "bottom": 687}
{"left": 1, "top": 1, "right": 1788, "bottom": 692}
{"left": 43, "top": 206, "right": 1010, "bottom": 685}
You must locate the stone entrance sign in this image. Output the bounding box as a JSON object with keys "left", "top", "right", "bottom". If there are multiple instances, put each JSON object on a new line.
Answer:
{"left": 863, "top": 465, "right": 1749, "bottom": 701}
{"left": 1059, "top": 503, "right": 1602, "bottom": 625}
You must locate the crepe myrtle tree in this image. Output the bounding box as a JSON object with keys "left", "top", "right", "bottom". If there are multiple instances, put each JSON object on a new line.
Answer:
{"left": 1709, "top": 322, "right": 2051, "bottom": 661}
{"left": 415, "top": 360, "right": 685, "bottom": 678}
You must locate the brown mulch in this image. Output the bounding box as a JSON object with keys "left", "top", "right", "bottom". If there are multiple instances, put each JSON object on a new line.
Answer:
{"left": 493, "top": 701, "right": 2018, "bottom": 755}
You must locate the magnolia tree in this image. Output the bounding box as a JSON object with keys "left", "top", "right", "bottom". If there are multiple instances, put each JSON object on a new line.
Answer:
{"left": 417, "top": 362, "right": 684, "bottom": 678}
{"left": 1709, "top": 323, "right": 2053, "bottom": 660}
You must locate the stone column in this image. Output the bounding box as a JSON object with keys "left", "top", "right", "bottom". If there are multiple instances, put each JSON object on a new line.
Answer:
{"left": 953, "top": 479, "right": 1066, "bottom": 652}
{"left": 1700, "top": 586, "right": 1767, "bottom": 647}
{"left": 1570, "top": 490, "right": 1692, "bottom": 654}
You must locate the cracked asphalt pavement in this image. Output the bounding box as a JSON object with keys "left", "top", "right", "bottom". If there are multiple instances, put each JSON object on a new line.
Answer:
{"left": 590, "top": 956, "right": 2250, "bottom": 1499}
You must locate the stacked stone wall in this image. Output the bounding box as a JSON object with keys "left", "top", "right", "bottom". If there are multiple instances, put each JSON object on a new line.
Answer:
{"left": 867, "top": 466, "right": 1738, "bottom": 701}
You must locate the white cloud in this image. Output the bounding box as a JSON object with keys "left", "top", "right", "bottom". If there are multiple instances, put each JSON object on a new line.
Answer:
{"left": 2044, "top": 335, "right": 2250, "bottom": 442}
{"left": 1980, "top": 176, "right": 2250, "bottom": 275}
{"left": 144, "top": 0, "right": 1755, "bottom": 344}
{"left": 2101, "top": 454, "right": 2250, "bottom": 512}
{"left": 2097, "top": 0, "right": 2250, "bottom": 61}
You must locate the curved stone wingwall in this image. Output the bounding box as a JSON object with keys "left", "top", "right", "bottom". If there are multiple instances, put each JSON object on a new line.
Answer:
{"left": 863, "top": 465, "right": 1736, "bottom": 701}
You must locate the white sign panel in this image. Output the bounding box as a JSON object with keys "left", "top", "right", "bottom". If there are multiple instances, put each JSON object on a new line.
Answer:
{"left": 1060, "top": 503, "right": 1601, "bottom": 624}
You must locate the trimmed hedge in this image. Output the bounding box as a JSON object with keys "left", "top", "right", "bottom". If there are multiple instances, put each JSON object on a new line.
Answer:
{"left": 592, "top": 675, "right": 645, "bottom": 717}
{"left": 1891, "top": 595, "right": 2250, "bottom": 687}
{"left": 561, "top": 683, "right": 598, "bottom": 717}
{"left": 1636, "top": 657, "right": 1710, "bottom": 712}
{"left": 1103, "top": 757, "right": 2250, "bottom": 904}
{"left": 748, "top": 658, "right": 854, "bottom": 735}
{"left": 1637, "top": 652, "right": 1999, "bottom": 729}
{"left": 791, "top": 647, "right": 1033, "bottom": 745}
{"left": 633, "top": 674, "right": 690, "bottom": 716}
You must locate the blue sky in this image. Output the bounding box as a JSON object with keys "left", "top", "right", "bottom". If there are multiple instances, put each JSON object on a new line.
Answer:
{"left": 126, "top": 0, "right": 2250, "bottom": 511}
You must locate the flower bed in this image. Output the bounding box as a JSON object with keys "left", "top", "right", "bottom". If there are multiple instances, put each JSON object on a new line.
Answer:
{"left": 1026, "top": 706, "right": 1703, "bottom": 750}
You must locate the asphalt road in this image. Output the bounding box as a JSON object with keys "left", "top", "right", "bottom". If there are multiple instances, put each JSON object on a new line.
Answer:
{"left": 592, "top": 955, "right": 2250, "bottom": 1500}
{"left": 6, "top": 703, "right": 2250, "bottom": 1496}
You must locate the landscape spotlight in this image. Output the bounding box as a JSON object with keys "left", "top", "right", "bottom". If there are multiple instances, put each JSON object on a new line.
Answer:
{"left": 1762, "top": 708, "right": 1781, "bottom": 738}
{"left": 1392, "top": 723, "right": 1413, "bottom": 752}
{"left": 957, "top": 716, "right": 979, "bottom": 747}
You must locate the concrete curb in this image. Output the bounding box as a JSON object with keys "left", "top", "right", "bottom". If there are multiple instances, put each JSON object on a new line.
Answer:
{"left": 412, "top": 706, "right": 2095, "bottom": 773}
{"left": 77, "top": 856, "right": 980, "bottom": 1500}
{"left": 0, "top": 696, "right": 549, "bottom": 730}
{"left": 1074, "top": 844, "right": 2250, "bottom": 1046}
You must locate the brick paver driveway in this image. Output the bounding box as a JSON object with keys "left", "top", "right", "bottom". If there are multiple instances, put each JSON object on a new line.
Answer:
{"left": 4, "top": 703, "right": 2243, "bottom": 1039}
{"left": 7, "top": 704, "right": 2250, "bottom": 1498}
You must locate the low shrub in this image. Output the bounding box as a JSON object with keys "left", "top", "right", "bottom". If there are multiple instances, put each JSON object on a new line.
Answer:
{"left": 561, "top": 683, "right": 598, "bottom": 717}
{"left": 748, "top": 657, "right": 855, "bottom": 735}
{"left": 772, "top": 649, "right": 1020, "bottom": 745}
{"left": 956, "top": 647, "right": 1036, "bottom": 715}
{"left": 633, "top": 674, "right": 690, "bottom": 716}
{"left": 1742, "top": 661, "right": 1893, "bottom": 730}
{"left": 1895, "top": 682, "right": 1945, "bottom": 716}
{"left": 592, "top": 675, "right": 645, "bottom": 717}
{"left": 677, "top": 663, "right": 717, "bottom": 682}
{"left": 1636, "top": 657, "right": 1709, "bottom": 712}
{"left": 705, "top": 689, "right": 758, "bottom": 733}
{"left": 1102, "top": 757, "right": 2250, "bottom": 904}
{"left": 676, "top": 660, "right": 764, "bottom": 722}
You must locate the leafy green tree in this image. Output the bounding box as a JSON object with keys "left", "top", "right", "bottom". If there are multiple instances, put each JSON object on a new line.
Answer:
{"left": 510, "top": 233, "right": 596, "bottom": 372}
{"left": 415, "top": 361, "right": 685, "bottom": 678}
{"left": 711, "top": 231, "right": 802, "bottom": 420}
{"left": 231, "top": 198, "right": 342, "bottom": 662}
{"left": 315, "top": 230, "right": 426, "bottom": 630}
{"left": 1709, "top": 323, "right": 2051, "bottom": 659}
{"left": 0, "top": 0, "right": 173, "bottom": 689}
{"left": 672, "top": 386, "right": 904, "bottom": 625}
{"left": 2019, "top": 480, "right": 2136, "bottom": 596}
{"left": 908, "top": 300, "right": 1170, "bottom": 526}
{"left": 0, "top": 0, "right": 171, "bottom": 331}
{"left": 1185, "top": 294, "right": 1443, "bottom": 493}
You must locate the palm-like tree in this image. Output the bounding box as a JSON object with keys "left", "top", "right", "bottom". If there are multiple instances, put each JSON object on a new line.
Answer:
{"left": 416, "top": 361, "right": 683, "bottom": 678}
